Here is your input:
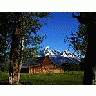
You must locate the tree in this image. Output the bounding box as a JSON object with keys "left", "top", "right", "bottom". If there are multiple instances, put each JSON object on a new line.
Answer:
{"left": 70, "top": 12, "right": 96, "bottom": 85}
{"left": 61, "top": 62, "right": 81, "bottom": 71}
{"left": 22, "top": 33, "right": 46, "bottom": 64}
{"left": 69, "top": 23, "right": 88, "bottom": 56}
{"left": 0, "top": 12, "right": 52, "bottom": 85}
{"left": 0, "top": 13, "right": 11, "bottom": 64}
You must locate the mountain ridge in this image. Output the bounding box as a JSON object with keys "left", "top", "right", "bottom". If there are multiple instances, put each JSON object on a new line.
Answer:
{"left": 38, "top": 46, "right": 81, "bottom": 65}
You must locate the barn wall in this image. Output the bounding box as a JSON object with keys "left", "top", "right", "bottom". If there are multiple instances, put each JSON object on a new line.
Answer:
{"left": 29, "top": 64, "right": 64, "bottom": 74}
{"left": 29, "top": 57, "right": 64, "bottom": 74}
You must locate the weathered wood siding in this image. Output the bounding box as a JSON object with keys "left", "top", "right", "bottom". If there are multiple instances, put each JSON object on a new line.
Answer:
{"left": 29, "top": 57, "right": 64, "bottom": 74}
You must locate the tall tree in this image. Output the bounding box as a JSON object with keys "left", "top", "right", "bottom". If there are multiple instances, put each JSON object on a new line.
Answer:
{"left": 71, "top": 12, "right": 96, "bottom": 85}
{"left": 0, "top": 12, "right": 52, "bottom": 85}
{"left": 69, "top": 23, "right": 88, "bottom": 56}
{"left": 0, "top": 13, "right": 11, "bottom": 64}
{"left": 22, "top": 34, "right": 46, "bottom": 64}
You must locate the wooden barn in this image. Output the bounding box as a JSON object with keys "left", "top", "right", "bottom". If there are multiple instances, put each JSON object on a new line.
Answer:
{"left": 21, "top": 56, "right": 64, "bottom": 74}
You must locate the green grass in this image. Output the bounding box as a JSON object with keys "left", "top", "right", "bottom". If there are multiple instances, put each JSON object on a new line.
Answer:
{"left": 0, "top": 71, "right": 84, "bottom": 85}
{"left": 0, "top": 72, "right": 9, "bottom": 85}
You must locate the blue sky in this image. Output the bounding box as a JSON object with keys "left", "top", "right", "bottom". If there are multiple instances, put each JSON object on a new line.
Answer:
{"left": 37, "top": 12, "right": 79, "bottom": 53}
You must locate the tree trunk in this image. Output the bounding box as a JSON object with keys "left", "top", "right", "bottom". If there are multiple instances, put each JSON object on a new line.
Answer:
{"left": 83, "top": 54, "right": 94, "bottom": 85}
{"left": 9, "top": 58, "right": 22, "bottom": 85}
{"left": 9, "top": 28, "right": 24, "bottom": 85}
{"left": 83, "top": 24, "right": 96, "bottom": 85}
{"left": 72, "top": 12, "right": 96, "bottom": 85}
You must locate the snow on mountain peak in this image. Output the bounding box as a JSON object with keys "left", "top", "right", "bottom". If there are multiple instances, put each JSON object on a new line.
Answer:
{"left": 45, "top": 46, "right": 49, "bottom": 49}
{"left": 41, "top": 46, "right": 80, "bottom": 61}
{"left": 44, "top": 46, "right": 55, "bottom": 57}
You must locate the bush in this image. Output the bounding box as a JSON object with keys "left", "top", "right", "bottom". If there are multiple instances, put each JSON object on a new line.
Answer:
{"left": 0, "top": 64, "right": 9, "bottom": 72}
{"left": 61, "top": 63, "right": 81, "bottom": 71}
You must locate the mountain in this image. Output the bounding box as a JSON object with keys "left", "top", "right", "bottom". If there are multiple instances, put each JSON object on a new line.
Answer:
{"left": 43, "top": 46, "right": 55, "bottom": 57}
{"left": 43, "top": 46, "right": 80, "bottom": 59}
{"left": 52, "top": 49, "right": 61, "bottom": 57}
{"left": 62, "top": 50, "right": 80, "bottom": 61}
{"left": 37, "top": 46, "right": 81, "bottom": 65}
{"left": 23, "top": 46, "right": 81, "bottom": 66}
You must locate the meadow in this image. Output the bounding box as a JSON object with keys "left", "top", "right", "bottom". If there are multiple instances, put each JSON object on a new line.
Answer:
{"left": 0, "top": 71, "right": 84, "bottom": 85}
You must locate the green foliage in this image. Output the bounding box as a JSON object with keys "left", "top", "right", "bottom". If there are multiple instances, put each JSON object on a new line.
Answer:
{"left": 0, "top": 64, "right": 9, "bottom": 72}
{"left": 22, "top": 46, "right": 40, "bottom": 63}
{"left": 0, "top": 72, "right": 9, "bottom": 85}
{"left": 61, "top": 63, "right": 81, "bottom": 71}
{"left": 69, "top": 23, "right": 88, "bottom": 55}
{"left": 63, "top": 12, "right": 89, "bottom": 56}
{"left": 70, "top": 12, "right": 96, "bottom": 56}
{"left": 22, "top": 34, "right": 47, "bottom": 63}
{"left": 0, "top": 12, "right": 52, "bottom": 64}
{"left": 72, "top": 12, "right": 96, "bottom": 85}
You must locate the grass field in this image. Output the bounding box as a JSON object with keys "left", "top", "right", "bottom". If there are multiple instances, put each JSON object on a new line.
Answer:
{"left": 0, "top": 71, "right": 84, "bottom": 85}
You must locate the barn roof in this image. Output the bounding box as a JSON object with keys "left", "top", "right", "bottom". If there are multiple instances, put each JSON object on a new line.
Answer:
{"left": 43, "top": 56, "right": 62, "bottom": 67}
{"left": 21, "top": 55, "right": 80, "bottom": 68}
{"left": 22, "top": 56, "right": 62, "bottom": 68}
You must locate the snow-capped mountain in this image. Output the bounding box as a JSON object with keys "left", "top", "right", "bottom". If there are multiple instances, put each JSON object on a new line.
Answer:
{"left": 62, "top": 50, "right": 80, "bottom": 60}
{"left": 38, "top": 46, "right": 81, "bottom": 64}
{"left": 43, "top": 46, "right": 80, "bottom": 59}
{"left": 52, "top": 49, "right": 61, "bottom": 56}
{"left": 44, "top": 46, "right": 55, "bottom": 57}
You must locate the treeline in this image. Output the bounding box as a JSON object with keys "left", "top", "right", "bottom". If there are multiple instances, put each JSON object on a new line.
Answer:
{"left": 61, "top": 58, "right": 85, "bottom": 71}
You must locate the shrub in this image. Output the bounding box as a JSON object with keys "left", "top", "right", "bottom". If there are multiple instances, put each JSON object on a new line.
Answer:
{"left": 0, "top": 64, "right": 9, "bottom": 72}
{"left": 61, "top": 63, "right": 81, "bottom": 71}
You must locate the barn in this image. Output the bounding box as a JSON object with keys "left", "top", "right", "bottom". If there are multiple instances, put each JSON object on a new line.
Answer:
{"left": 21, "top": 56, "right": 64, "bottom": 74}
